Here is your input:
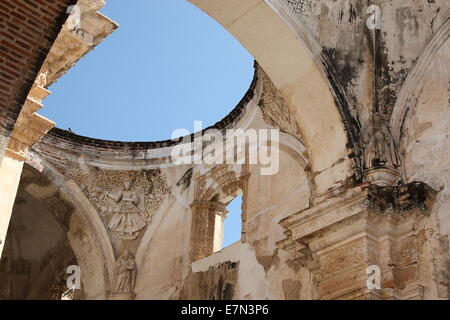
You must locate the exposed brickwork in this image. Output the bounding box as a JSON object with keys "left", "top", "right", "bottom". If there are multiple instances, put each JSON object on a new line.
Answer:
{"left": 0, "top": 0, "right": 76, "bottom": 137}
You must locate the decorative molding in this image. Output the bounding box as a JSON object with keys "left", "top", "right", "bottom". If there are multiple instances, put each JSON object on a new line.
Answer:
{"left": 286, "top": 0, "right": 320, "bottom": 17}
{"left": 6, "top": 67, "right": 55, "bottom": 162}
{"left": 6, "top": 105, "right": 54, "bottom": 162}
{"left": 194, "top": 164, "right": 243, "bottom": 203}
{"left": 367, "top": 182, "right": 437, "bottom": 214}
{"left": 279, "top": 142, "right": 308, "bottom": 168}
{"left": 279, "top": 186, "right": 367, "bottom": 242}
{"left": 41, "top": 0, "right": 118, "bottom": 88}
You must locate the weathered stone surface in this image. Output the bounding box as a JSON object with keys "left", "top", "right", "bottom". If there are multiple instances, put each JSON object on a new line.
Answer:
{"left": 178, "top": 261, "right": 239, "bottom": 300}
{"left": 0, "top": 0, "right": 449, "bottom": 300}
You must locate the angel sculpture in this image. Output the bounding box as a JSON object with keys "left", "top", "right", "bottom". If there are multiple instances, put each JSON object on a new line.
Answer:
{"left": 106, "top": 178, "right": 147, "bottom": 240}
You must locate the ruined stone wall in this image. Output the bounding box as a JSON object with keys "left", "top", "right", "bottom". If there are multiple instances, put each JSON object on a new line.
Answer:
{"left": 0, "top": 0, "right": 76, "bottom": 161}
{"left": 0, "top": 65, "right": 317, "bottom": 300}
{"left": 286, "top": 0, "right": 449, "bottom": 126}
{"left": 401, "top": 37, "right": 450, "bottom": 299}
{"left": 0, "top": 166, "right": 79, "bottom": 300}
{"left": 1, "top": 0, "right": 449, "bottom": 300}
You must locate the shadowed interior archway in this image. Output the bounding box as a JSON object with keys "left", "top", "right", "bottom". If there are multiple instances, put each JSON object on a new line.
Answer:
{"left": 0, "top": 164, "right": 115, "bottom": 299}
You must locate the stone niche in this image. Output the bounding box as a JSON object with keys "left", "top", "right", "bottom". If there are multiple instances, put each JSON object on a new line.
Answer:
{"left": 278, "top": 183, "right": 437, "bottom": 300}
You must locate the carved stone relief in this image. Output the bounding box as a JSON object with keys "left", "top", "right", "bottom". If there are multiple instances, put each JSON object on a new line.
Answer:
{"left": 367, "top": 182, "right": 437, "bottom": 213}
{"left": 113, "top": 250, "right": 137, "bottom": 295}
{"left": 286, "top": 0, "right": 320, "bottom": 17}
{"left": 258, "top": 69, "right": 303, "bottom": 142}
{"left": 278, "top": 185, "right": 436, "bottom": 299}
{"left": 69, "top": 169, "right": 169, "bottom": 241}
{"left": 362, "top": 114, "right": 401, "bottom": 170}
{"left": 318, "top": 238, "right": 366, "bottom": 279}
{"left": 286, "top": 0, "right": 361, "bottom": 24}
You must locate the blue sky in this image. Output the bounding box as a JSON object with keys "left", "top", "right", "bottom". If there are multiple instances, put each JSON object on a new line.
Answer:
{"left": 223, "top": 196, "right": 243, "bottom": 248}
{"left": 40, "top": 0, "right": 254, "bottom": 142}
{"left": 40, "top": 0, "right": 251, "bottom": 248}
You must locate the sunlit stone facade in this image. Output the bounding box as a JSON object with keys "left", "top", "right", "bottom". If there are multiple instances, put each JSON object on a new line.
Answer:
{"left": 0, "top": 0, "right": 449, "bottom": 300}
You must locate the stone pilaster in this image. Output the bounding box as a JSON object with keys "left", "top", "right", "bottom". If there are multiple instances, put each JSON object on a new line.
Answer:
{"left": 240, "top": 168, "right": 250, "bottom": 243}
{"left": 278, "top": 183, "right": 436, "bottom": 300}
{"left": 190, "top": 201, "right": 228, "bottom": 261}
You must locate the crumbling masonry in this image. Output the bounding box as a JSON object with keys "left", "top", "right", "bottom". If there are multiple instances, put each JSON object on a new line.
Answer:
{"left": 0, "top": 0, "right": 449, "bottom": 300}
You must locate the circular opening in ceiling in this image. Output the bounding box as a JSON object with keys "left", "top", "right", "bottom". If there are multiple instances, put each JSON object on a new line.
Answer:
{"left": 40, "top": 0, "right": 254, "bottom": 142}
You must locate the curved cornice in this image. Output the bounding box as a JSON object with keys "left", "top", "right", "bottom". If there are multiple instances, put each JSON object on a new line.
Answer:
{"left": 36, "top": 62, "right": 259, "bottom": 154}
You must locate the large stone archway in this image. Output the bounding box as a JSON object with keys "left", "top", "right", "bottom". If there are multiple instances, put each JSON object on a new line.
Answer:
{"left": 188, "top": 0, "right": 354, "bottom": 194}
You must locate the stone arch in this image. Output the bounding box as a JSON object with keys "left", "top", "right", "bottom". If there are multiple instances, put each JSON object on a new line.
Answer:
{"left": 398, "top": 33, "right": 450, "bottom": 299}
{"left": 399, "top": 35, "right": 450, "bottom": 185}
{"left": 390, "top": 16, "right": 450, "bottom": 144}
{"left": 22, "top": 159, "right": 117, "bottom": 298}
{"left": 188, "top": 0, "right": 354, "bottom": 192}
